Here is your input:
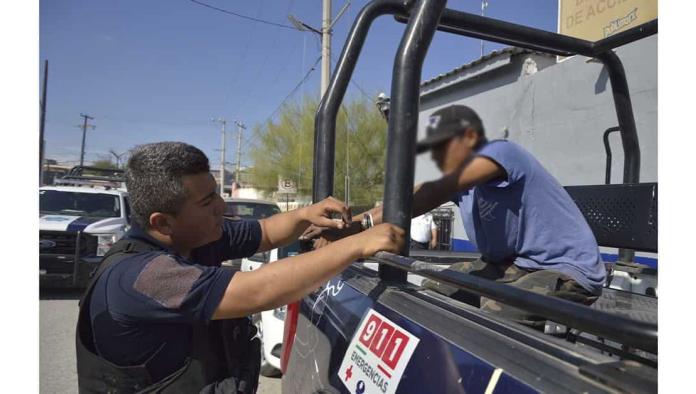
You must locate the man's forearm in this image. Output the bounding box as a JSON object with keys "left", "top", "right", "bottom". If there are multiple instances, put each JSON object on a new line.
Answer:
{"left": 214, "top": 234, "right": 363, "bottom": 319}
{"left": 351, "top": 157, "right": 501, "bottom": 230}
{"left": 430, "top": 230, "right": 438, "bottom": 249}
{"left": 257, "top": 208, "right": 311, "bottom": 251}
{"left": 353, "top": 180, "right": 454, "bottom": 226}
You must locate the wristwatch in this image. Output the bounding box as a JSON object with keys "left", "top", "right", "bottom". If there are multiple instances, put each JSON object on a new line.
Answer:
{"left": 361, "top": 213, "right": 374, "bottom": 230}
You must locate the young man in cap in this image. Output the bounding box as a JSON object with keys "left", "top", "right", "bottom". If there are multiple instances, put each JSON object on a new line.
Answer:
{"left": 76, "top": 142, "right": 404, "bottom": 393}
{"left": 304, "top": 105, "right": 605, "bottom": 327}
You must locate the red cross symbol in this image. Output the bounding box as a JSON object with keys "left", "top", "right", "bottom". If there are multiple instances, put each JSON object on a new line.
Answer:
{"left": 345, "top": 365, "right": 353, "bottom": 381}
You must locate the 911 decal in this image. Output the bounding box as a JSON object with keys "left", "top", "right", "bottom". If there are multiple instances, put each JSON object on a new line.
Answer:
{"left": 339, "top": 309, "right": 420, "bottom": 394}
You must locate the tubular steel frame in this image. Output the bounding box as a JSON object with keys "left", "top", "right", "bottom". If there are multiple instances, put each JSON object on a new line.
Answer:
{"left": 311, "top": 0, "right": 658, "bottom": 353}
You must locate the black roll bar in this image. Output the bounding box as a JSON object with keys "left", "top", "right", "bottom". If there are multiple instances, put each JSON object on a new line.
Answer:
{"left": 387, "top": 9, "right": 652, "bottom": 267}
{"left": 312, "top": 0, "right": 405, "bottom": 203}
{"left": 394, "top": 11, "right": 657, "bottom": 58}
{"left": 394, "top": 12, "right": 652, "bottom": 188}
{"left": 375, "top": 251, "right": 658, "bottom": 354}
{"left": 603, "top": 126, "right": 621, "bottom": 185}
{"left": 602, "top": 125, "right": 637, "bottom": 263}
{"left": 314, "top": 0, "right": 655, "bottom": 253}
{"left": 592, "top": 20, "right": 657, "bottom": 55}
{"left": 380, "top": 0, "right": 447, "bottom": 281}
{"left": 596, "top": 50, "right": 641, "bottom": 185}
{"left": 312, "top": 0, "right": 657, "bottom": 352}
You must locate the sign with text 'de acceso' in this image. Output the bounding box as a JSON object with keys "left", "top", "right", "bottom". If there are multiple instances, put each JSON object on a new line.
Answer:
{"left": 559, "top": 0, "right": 657, "bottom": 41}
{"left": 338, "top": 309, "right": 420, "bottom": 394}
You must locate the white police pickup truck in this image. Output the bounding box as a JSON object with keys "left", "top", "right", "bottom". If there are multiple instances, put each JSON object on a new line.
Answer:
{"left": 39, "top": 167, "right": 130, "bottom": 288}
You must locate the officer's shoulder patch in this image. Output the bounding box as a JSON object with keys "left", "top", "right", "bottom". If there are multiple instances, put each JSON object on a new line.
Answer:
{"left": 133, "top": 254, "right": 203, "bottom": 309}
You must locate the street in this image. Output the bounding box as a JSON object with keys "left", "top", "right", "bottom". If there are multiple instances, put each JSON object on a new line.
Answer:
{"left": 39, "top": 289, "right": 281, "bottom": 393}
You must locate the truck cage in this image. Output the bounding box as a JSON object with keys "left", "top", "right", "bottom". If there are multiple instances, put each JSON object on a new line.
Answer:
{"left": 310, "top": 0, "right": 657, "bottom": 357}
{"left": 54, "top": 166, "right": 126, "bottom": 190}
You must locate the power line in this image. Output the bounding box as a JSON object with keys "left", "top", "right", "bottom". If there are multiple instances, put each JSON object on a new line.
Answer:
{"left": 188, "top": 0, "right": 296, "bottom": 30}
{"left": 330, "top": 52, "right": 373, "bottom": 101}
{"left": 348, "top": 77, "right": 372, "bottom": 100}
{"left": 238, "top": 56, "right": 321, "bottom": 157}
{"left": 267, "top": 56, "right": 322, "bottom": 121}
{"left": 224, "top": 1, "right": 265, "bottom": 118}
{"left": 235, "top": 43, "right": 311, "bottom": 121}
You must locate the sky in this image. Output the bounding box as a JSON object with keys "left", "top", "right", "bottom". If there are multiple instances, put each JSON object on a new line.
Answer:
{"left": 39, "top": 0, "right": 558, "bottom": 168}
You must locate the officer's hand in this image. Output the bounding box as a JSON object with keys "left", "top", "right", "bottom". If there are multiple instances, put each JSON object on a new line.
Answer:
{"left": 300, "top": 197, "right": 352, "bottom": 230}
{"left": 353, "top": 223, "right": 405, "bottom": 258}
{"left": 313, "top": 234, "right": 332, "bottom": 250}
{"left": 300, "top": 223, "right": 359, "bottom": 245}
{"left": 300, "top": 224, "right": 326, "bottom": 241}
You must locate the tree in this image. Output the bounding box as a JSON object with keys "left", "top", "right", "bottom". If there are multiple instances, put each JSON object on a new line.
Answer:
{"left": 249, "top": 96, "right": 387, "bottom": 208}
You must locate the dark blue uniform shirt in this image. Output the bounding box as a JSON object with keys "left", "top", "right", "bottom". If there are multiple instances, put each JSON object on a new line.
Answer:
{"left": 89, "top": 219, "right": 262, "bottom": 382}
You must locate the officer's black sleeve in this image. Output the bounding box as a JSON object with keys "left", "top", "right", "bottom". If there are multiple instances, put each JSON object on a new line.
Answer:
{"left": 191, "top": 219, "right": 262, "bottom": 266}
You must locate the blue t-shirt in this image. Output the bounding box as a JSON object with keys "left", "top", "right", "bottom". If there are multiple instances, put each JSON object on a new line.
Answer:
{"left": 89, "top": 218, "right": 262, "bottom": 382}
{"left": 454, "top": 140, "right": 605, "bottom": 294}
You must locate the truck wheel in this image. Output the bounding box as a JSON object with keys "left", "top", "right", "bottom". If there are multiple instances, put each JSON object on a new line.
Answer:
{"left": 256, "top": 317, "right": 281, "bottom": 377}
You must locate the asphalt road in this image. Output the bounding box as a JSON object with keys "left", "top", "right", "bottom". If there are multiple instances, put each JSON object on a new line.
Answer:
{"left": 39, "top": 289, "right": 282, "bottom": 393}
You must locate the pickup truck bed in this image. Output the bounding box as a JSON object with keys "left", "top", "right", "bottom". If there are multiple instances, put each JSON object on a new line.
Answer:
{"left": 283, "top": 257, "right": 657, "bottom": 394}
{"left": 371, "top": 251, "right": 658, "bottom": 325}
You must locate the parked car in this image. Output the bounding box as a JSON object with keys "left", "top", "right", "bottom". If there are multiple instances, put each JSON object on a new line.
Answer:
{"left": 242, "top": 242, "right": 301, "bottom": 377}
{"left": 221, "top": 198, "right": 281, "bottom": 271}
{"left": 223, "top": 197, "right": 293, "bottom": 376}
{"left": 39, "top": 166, "right": 130, "bottom": 288}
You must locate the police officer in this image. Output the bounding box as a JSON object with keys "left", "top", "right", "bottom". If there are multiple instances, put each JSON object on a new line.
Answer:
{"left": 76, "top": 142, "right": 404, "bottom": 393}
{"left": 304, "top": 105, "right": 605, "bottom": 327}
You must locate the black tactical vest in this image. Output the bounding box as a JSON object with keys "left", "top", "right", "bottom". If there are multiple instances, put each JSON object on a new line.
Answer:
{"left": 75, "top": 238, "right": 261, "bottom": 393}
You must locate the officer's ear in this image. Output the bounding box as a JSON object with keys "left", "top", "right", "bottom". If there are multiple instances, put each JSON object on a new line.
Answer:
{"left": 462, "top": 128, "right": 479, "bottom": 149}
{"left": 149, "top": 212, "right": 175, "bottom": 236}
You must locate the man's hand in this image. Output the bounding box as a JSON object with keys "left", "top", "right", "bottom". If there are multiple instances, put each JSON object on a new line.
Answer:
{"left": 299, "top": 224, "right": 326, "bottom": 241}
{"left": 299, "top": 223, "right": 358, "bottom": 243}
{"left": 353, "top": 223, "right": 405, "bottom": 258}
{"left": 299, "top": 196, "right": 352, "bottom": 230}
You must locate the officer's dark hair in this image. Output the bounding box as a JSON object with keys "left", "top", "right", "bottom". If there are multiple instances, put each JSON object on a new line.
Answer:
{"left": 125, "top": 142, "right": 210, "bottom": 228}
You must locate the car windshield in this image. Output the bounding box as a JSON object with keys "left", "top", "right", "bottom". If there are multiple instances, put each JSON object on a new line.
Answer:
{"left": 224, "top": 201, "right": 280, "bottom": 220}
{"left": 40, "top": 190, "right": 121, "bottom": 218}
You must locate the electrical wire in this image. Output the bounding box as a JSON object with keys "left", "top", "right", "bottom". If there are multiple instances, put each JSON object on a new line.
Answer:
{"left": 188, "top": 0, "right": 296, "bottom": 30}
{"left": 330, "top": 52, "right": 374, "bottom": 101}
{"left": 267, "top": 56, "right": 322, "bottom": 121}
{"left": 241, "top": 55, "right": 321, "bottom": 150}
{"left": 232, "top": 2, "right": 302, "bottom": 120}
{"left": 224, "top": 1, "right": 264, "bottom": 114}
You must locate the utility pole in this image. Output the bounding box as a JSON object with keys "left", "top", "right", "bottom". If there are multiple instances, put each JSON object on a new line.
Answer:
{"left": 321, "top": 0, "right": 332, "bottom": 97}
{"left": 78, "top": 114, "right": 95, "bottom": 167}
{"left": 481, "top": 0, "right": 489, "bottom": 57}
{"left": 212, "top": 118, "right": 227, "bottom": 195}
{"left": 234, "top": 121, "right": 246, "bottom": 184}
{"left": 39, "top": 60, "right": 48, "bottom": 185}
{"left": 288, "top": 1, "right": 350, "bottom": 98}
{"left": 345, "top": 127, "right": 350, "bottom": 205}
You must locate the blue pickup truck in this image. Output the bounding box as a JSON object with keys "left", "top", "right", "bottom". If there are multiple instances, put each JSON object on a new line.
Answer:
{"left": 280, "top": 1, "right": 658, "bottom": 393}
